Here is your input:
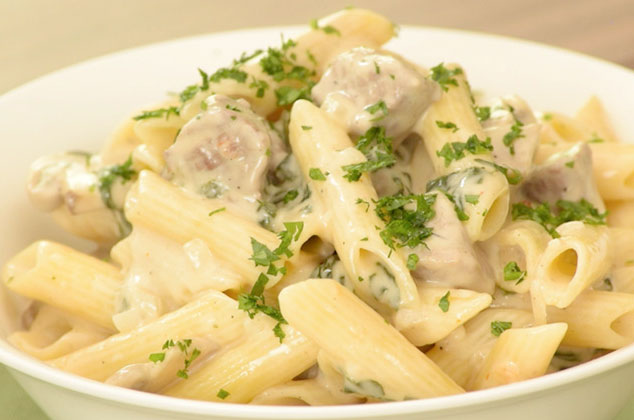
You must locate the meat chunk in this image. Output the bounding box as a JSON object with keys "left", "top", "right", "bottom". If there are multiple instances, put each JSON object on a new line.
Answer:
{"left": 481, "top": 95, "right": 540, "bottom": 176}
{"left": 164, "top": 94, "right": 281, "bottom": 199}
{"left": 411, "top": 194, "right": 494, "bottom": 293}
{"left": 522, "top": 142, "right": 605, "bottom": 211}
{"left": 312, "top": 47, "right": 439, "bottom": 141}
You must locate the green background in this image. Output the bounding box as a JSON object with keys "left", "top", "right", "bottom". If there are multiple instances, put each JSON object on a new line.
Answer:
{"left": 2, "top": 365, "right": 633, "bottom": 419}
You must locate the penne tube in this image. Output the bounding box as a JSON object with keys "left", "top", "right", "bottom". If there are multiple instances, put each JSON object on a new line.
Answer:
{"left": 124, "top": 171, "right": 286, "bottom": 288}
{"left": 279, "top": 279, "right": 464, "bottom": 400}
{"left": 2, "top": 241, "right": 122, "bottom": 331}
{"left": 535, "top": 222, "right": 611, "bottom": 308}
{"left": 392, "top": 286, "right": 492, "bottom": 346}
{"left": 470, "top": 323, "right": 567, "bottom": 390}
{"left": 426, "top": 308, "right": 534, "bottom": 389}
{"left": 49, "top": 291, "right": 245, "bottom": 381}
{"left": 547, "top": 290, "right": 634, "bottom": 349}
{"left": 574, "top": 95, "right": 619, "bottom": 143}
{"left": 288, "top": 100, "right": 418, "bottom": 309}
{"left": 164, "top": 316, "right": 318, "bottom": 403}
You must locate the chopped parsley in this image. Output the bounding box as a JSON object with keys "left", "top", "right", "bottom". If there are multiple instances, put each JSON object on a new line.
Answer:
{"left": 148, "top": 339, "right": 201, "bottom": 379}
{"left": 301, "top": 125, "right": 313, "bottom": 131}
{"left": 430, "top": 63, "right": 463, "bottom": 92}
{"left": 239, "top": 222, "right": 303, "bottom": 342}
{"left": 406, "top": 253, "right": 419, "bottom": 270}
{"left": 426, "top": 167, "right": 488, "bottom": 221}
{"left": 491, "top": 321, "right": 512, "bottom": 337}
{"left": 249, "top": 78, "right": 269, "bottom": 98}
{"left": 435, "top": 120, "right": 459, "bottom": 133}
{"left": 97, "top": 156, "right": 137, "bottom": 210}
{"left": 511, "top": 199, "right": 607, "bottom": 238}
{"left": 588, "top": 133, "right": 604, "bottom": 143}
{"left": 474, "top": 158, "right": 522, "bottom": 185}
{"left": 309, "top": 168, "right": 327, "bottom": 181}
{"left": 208, "top": 67, "right": 248, "bottom": 84}
{"left": 356, "top": 198, "right": 370, "bottom": 212}
{"left": 133, "top": 106, "right": 180, "bottom": 121}
{"left": 438, "top": 291, "right": 450, "bottom": 312}
{"left": 502, "top": 120, "right": 524, "bottom": 155}
{"left": 436, "top": 135, "right": 493, "bottom": 167}
{"left": 465, "top": 194, "right": 480, "bottom": 205}
{"left": 309, "top": 18, "right": 341, "bottom": 36}
{"left": 374, "top": 61, "right": 381, "bottom": 74}
{"left": 503, "top": 261, "right": 526, "bottom": 284}
{"left": 374, "top": 193, "right": 436, "bottom": 250}
{"left": 342, "top": 126, "right": 396, "bottom": 182}
{"left": 217, "top": 389, "right": 230, "bottom": 400}
{"left": 259, "top": 37, "right": 316, "bottom": 106}
{"left": 565, "top": 161, "right": 575, "bottom": 168}
{"left": 365, "top": 100, "right": 388, "bottom": 122}
{"left": 208, "top": 207, "right": 226, "bottom": 217}
{"left": 474, "top": 105, "right": 491, "bottom": 121}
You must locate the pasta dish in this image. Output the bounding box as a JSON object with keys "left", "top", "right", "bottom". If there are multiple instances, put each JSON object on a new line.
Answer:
{"left": 1, "top": 8, "right": 633, "bottom": 405}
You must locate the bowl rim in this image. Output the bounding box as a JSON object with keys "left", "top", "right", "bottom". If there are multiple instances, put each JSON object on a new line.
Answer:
{"left": 1, "top": 23, "right": 633, "bottom": 418}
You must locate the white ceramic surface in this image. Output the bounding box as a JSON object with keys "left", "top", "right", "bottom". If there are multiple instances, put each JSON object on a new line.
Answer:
{"left": 1, "top": 25, "right": 633, "bottom": 420}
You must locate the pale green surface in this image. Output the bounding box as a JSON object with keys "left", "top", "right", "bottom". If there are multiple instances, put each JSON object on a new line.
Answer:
{"left": 1, "top": 365, "right": 633, "bottom": 420}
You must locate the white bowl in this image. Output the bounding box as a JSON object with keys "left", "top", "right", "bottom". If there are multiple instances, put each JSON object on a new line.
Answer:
{"left": 1, "top": 25, "right": 633, "bottom": 420}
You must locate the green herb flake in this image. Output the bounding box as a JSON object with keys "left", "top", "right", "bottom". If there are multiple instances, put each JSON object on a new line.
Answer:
{"left": 208, "top": 67, "right": 248, "bottom": 84}
{"left": 97, "top": 156, "right": 137, "bottom": 210}
{"left": 309, "top": 18, "right": 341, "bottom": 36}
{"left": 217, "top": 389, "right": 230, "bottom": 399}
{"left": 301, "top": 125, "right": 313, "bottom": 131}
{"left": 148, "top": 352, "right": 166, "bottom": 363}
{"left": 491, "top": 320, "right": 512, "bottom": 337}
{"left": 249, "top": 78, "right": 269, "bottom": 98}
{"left": 474, "top": 158, "right": 522, "bottom": 185}
{"left": 438, "top": 291, "right": 450, "bottom": 313}
{"left": 465, "top": 194, "right": 480, "bottom": 205}
{"left": 430, "top": 63, "right": 463, "bottom": 92}
{"left": 474, "top": 105, "right": 491, "bottom": 121}
{"left": 503, "top": 120, "right": 524, "bottom": 155}
{"left": 511, "top": 199, "right": 607, "bottom": 238}
{"left": 273, "top": 322, "right": 286, "bottom": 343}
{"left": 374, "top": 61, "right": 381, "bottom": 74}
{"left": 208, "top": 207, "right": 226, "bottom": 217}
{"left": 309, "top": 168, "right": 327, "bottom": 181}
{"left": 356, "top": 198, "right": 370, "bottom": 212}
{"left": 503, "top": 261, "right": 527, "bottom": 284}
{"left": 542, "top": 113, "right": 553, "bottom": 121}
{"left": 436, "top": 135, "right": 493, "bottom": 167}
{"left": 364, "top": 100, "right": 388, "bottom": 122}
{"left": 435, "top": 120, "right": 459, "bottom": 133}
{"left": 343, "top": 126, "right": 396, "bottom": 182}
{"left": 565, "top": 161, "right": 575, "bottom": 168}
{"left": 133, "top": 106, "right": 180, "bottom": 121}
{"left": 406, "top": 253, "right": 419, "bottom": 270}
{"left": 374, "top": 193, "right": 436, "bottom": 250}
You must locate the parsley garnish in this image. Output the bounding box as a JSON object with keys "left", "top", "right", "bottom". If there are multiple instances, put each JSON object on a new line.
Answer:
{"left": 503, "top": 120, "right": 524, "bottom": 155}
{"left": 565, "top": 161, "right": 575, "bottom": 168}
{"left": 374, "top": 61, "right": 381, "bottom": 74}
{"left": 209, "top": 67, "right": 248, "bottom": 84}
{"left": 97, "top": 156, "right": 136, "bottom": 210}
{"left": 217, "top": 389, "right": 230, "bottom": 399}
{"left": 406, "top": 253, "right": 419, "bottom": 270}
{"left": 309, "top": 168, "right": 327, "bottom": 181}
{"left": 259, "top": 37, "right": 316, "bottom": 106}
{"left": 435, "top": 120, "right": 459, "bottom": 132}
{"left": 149, "top": 339, "right": 201, "bottom": 379}
{"left": 374, "top": 193, "right": 436, "bottom": 250}
{"left": 208, "top": 207, "right": 226, "bottom": 217}
{"left": 343, "top": 126, "right": 396, "bottom": 182}
{"left": 356, "top": 198, "right": 370, "bottom": 212}
{"left": 430, "top": 63, "right": 463, "bottom": 92}
{"left": 133, "top": 106, "right": 180, "bottom": 121}
{"left": 465, "top": 194, "right": 480, "bottom": 205}
{"left": 438, "top": 291, "right": 450, "bottom": 312}
{"left": 474, "top": 105, "right": 491, "bottom": 121}
{"left": 309, "top": 18, "right": 341, "bottom": 36}
{"left": 239, "top": 222, "right": 303, "bottom": 342}
{"left": 365, "top": 100, "right": 388, "bottom": 122}
{"left": 301, "top": 125, "right": 313, "bottom": 131}
{"left": 474, "top": 159, "right": 522, "bottom": 185}
{"left": 249, "top": 78, "right": 269, "bottom": 98}
{"left": 503, "top": 261, "right": 526, "bottom": 284}
{"left": 511, "top": 199, "right": 607, "bottom": 238}
{"left": 491, "top": 321, "right": 512, "bottom": 337}
{"left": 436, "top": 135, "right": 493, "bottom": 167}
